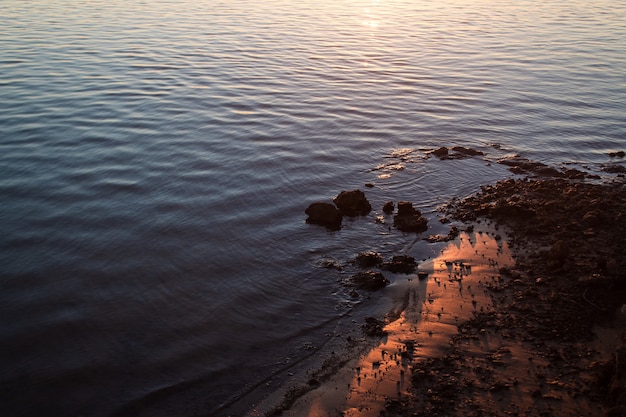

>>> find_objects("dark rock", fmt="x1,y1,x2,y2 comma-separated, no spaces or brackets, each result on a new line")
355,251,383,268
364,182,375,188
333,189,372,216
397,201,421,217
382,201,395,214
563,168,588,179
425,234,448,243
305,202,342,230
319,259,342,270
394,201,428,233
351,270,389,291
432,147,449,159
381,255,417,274
490,200,536,219
498,156,564,178
609,151,625,158
395,215,428,233
603,164,626,174
451,146,484,156
431,146,484,160
425,226,460,243
362,317,387,337
307,378,321,387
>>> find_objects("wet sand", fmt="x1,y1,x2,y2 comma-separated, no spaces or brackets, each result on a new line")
280,227,513,417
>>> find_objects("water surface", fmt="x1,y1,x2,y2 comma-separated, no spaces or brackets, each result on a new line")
1,1,625,416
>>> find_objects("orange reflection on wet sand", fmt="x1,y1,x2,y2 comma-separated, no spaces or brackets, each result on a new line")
342,228,513,416
286,226,513,417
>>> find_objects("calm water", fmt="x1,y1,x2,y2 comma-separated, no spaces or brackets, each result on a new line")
1,0,625,416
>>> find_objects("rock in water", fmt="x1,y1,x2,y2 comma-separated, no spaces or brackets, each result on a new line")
382,201,395,214
432,146,449,159
451,146,484,156
397,201,421,216
394,201,428,233
355,251,384,268
381,255,418,274
305,202,342,230
333,189,372,216
351,270,389,291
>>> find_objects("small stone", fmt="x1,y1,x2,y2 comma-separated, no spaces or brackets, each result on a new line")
383,201,395,214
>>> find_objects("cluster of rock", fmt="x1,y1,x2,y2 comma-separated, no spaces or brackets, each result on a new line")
355,251,418,274
304,189,371,230
305,190,428,234
446,177,626,277
430,146,484,160
349,252,418,293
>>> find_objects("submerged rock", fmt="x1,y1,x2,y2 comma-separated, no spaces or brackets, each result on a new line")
430,146,484,160
432,146,449,159
355,251,383,268
381,255,418,274
305,202,342,230
451,146,484,156
351,270,389,291
498,156,564,177
333,189,372,217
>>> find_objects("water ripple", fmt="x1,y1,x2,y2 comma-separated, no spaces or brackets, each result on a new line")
1,0,625,416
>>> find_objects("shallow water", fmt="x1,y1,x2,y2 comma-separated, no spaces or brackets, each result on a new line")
1,1,625,416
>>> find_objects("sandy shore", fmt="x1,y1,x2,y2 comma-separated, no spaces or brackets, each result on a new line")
258,170,626,417
279,225,514,417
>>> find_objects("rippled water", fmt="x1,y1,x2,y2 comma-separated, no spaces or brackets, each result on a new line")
1,1,625,416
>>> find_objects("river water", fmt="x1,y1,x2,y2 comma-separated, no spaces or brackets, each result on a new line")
1,1,625,416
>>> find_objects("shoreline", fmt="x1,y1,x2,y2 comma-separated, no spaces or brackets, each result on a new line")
260,170,626,416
